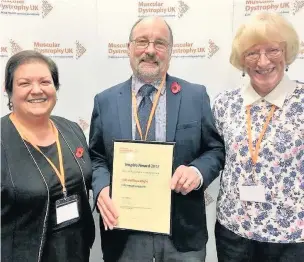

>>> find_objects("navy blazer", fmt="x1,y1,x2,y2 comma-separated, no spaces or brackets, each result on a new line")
89,75,225,261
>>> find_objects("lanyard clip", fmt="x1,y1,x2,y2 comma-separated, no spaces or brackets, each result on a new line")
63,187,67,198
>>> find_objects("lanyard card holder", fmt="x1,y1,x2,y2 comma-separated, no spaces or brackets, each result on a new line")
239,184,266,203
56,194,81,227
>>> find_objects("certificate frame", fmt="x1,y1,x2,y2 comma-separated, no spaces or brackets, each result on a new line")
110,139,175,235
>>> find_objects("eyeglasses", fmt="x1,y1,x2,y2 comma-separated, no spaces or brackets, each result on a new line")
244,48,284,63
131,38,170,52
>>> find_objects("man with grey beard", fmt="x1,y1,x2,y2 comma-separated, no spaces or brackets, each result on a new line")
89,16,224,262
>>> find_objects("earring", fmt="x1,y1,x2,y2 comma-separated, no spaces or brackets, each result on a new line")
285,65,289,72
242,70,245,77
8,101,13,111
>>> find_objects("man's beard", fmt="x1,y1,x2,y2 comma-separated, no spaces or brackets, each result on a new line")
135,55,162,82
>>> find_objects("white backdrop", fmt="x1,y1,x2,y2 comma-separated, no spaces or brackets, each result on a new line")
1,1,303,261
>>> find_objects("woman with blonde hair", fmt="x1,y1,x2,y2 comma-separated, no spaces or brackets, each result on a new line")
213,12,303,262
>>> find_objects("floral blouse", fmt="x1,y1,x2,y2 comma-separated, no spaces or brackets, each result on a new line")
213,76,304,243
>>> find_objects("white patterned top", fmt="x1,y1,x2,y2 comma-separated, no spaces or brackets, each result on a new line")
213,75,304,243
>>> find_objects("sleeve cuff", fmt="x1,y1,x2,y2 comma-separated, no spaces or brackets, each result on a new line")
189,166,203,190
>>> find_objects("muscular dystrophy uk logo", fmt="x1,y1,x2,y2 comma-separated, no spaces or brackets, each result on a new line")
138,0,189,18
171,39,220,59
0,0,53,18
244,0,303,16
32,41,86,59
6,39,86,59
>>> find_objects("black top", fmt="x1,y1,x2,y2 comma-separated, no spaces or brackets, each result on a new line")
33,138,89,262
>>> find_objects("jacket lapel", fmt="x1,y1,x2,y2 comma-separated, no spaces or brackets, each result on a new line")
117,78,133,140
52,118,77,154
114,75,181,142
51,117,85,168
166,75,181,141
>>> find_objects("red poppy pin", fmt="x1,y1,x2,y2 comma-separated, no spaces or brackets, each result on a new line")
171,81,181,94
75,147,84,158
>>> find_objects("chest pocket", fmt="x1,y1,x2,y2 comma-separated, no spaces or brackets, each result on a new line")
176,120,199,130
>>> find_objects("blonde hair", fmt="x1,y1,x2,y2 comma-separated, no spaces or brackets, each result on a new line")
230,12,300,70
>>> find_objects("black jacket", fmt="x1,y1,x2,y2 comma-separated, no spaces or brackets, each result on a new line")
1,115,95,262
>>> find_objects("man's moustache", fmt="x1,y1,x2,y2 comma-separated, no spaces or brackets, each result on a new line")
140,59,159,64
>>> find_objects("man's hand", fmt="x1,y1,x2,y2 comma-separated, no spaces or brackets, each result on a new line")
97,186,119,230
170,165,201,195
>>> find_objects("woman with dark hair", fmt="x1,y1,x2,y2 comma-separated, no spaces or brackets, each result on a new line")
1,50,95,262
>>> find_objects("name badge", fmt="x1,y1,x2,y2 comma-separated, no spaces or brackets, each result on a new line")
56,194,80,225
239,185,266,203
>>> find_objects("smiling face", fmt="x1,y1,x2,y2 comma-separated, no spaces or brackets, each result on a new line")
11,61,57,121
243,42,286,96
128,17,171,83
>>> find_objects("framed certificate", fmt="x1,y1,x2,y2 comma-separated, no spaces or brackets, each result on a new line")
111,140,175,235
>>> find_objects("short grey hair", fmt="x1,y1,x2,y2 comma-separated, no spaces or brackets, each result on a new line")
128,17,174,45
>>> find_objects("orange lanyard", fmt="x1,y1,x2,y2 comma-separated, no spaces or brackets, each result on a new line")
9,113,67,196
132,75,166,141
246,105,276,165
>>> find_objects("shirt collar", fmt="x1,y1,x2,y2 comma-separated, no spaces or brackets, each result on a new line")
132,75,166,96
242,75,297,108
